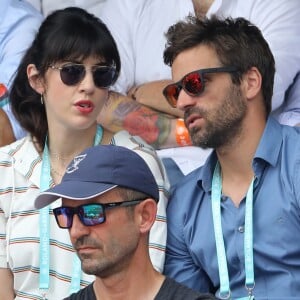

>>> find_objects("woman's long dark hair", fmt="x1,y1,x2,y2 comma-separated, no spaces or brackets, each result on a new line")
10,7,120,149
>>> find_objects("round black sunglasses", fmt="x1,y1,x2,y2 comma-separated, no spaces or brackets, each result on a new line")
50,63,118,88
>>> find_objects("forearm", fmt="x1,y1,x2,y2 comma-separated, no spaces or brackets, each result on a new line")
98,92,191,149
0,108,16,146
0,268,15,299
128,80,183,118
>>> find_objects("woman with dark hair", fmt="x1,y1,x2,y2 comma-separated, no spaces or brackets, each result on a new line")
0,7,168,299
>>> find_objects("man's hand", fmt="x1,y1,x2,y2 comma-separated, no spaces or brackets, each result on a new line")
0,108,15,146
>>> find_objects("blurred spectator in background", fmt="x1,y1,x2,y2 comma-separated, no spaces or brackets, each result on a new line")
26,0,107,16
0,0,43,146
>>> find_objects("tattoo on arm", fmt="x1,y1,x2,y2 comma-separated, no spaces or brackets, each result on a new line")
99,93,173,148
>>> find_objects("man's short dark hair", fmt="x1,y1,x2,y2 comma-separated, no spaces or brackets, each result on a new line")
164,15,275,116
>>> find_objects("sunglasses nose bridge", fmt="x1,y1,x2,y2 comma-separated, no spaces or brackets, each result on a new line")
69,211,91,236
77,66,98,90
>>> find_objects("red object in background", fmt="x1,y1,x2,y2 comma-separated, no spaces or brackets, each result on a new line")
0,83,8,99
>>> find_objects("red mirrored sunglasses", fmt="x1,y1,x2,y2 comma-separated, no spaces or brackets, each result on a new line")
163,66,238,108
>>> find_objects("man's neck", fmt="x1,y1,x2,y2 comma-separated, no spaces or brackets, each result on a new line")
93,266,164,300
215,117,266,206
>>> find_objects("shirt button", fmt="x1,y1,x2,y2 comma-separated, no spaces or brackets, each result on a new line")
221,195,227,202
238,226,244,233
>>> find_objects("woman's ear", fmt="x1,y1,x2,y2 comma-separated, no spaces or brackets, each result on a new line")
27,64,45,94
135,198,157,234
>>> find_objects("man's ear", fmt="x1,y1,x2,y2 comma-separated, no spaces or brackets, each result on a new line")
135,198,157,234
27,64,45,94
243,67,262,100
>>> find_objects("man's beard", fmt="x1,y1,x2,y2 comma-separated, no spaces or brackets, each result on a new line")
186,85,247,149
74,228,138,278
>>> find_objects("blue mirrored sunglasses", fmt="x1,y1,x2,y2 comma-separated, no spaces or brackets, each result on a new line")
53,199,147,229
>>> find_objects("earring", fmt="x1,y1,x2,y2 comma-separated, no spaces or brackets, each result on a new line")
40,94,44,105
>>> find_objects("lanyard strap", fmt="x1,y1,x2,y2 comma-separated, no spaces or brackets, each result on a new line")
39,143,51,293
39,125,103,296
211,162,255,300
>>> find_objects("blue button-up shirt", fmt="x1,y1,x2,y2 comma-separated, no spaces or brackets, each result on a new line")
164,117,300,299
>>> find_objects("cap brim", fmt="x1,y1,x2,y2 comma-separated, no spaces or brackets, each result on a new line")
35,181,117,209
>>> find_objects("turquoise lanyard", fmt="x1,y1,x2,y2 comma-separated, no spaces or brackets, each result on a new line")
211,162,255,300
39,125,103,298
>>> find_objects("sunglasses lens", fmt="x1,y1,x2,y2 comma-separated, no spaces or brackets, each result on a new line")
163,84,180,108
183,72,204,96
79,204,105,226
60,64,85,86
93,66,117,88
54,207,74,228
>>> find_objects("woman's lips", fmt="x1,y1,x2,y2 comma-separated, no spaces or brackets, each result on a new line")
74,100,94,114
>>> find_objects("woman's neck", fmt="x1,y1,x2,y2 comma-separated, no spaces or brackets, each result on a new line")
49,124,99,155
46,124,101,183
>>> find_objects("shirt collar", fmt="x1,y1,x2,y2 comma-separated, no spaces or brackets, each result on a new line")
254,116,282,167
196,116,283,192
9,136,42,187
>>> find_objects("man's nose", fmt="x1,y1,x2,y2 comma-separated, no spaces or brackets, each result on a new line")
176,89,198,111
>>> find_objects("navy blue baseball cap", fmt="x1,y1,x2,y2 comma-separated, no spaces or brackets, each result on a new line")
35,145,159,209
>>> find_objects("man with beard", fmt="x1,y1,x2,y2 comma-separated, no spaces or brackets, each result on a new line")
163,16,300,299
34,145,215,300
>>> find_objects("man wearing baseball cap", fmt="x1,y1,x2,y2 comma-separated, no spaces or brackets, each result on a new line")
35,145,214,300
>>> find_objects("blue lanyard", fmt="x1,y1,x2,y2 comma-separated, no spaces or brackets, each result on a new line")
211,162,255,300
39,125,103,297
